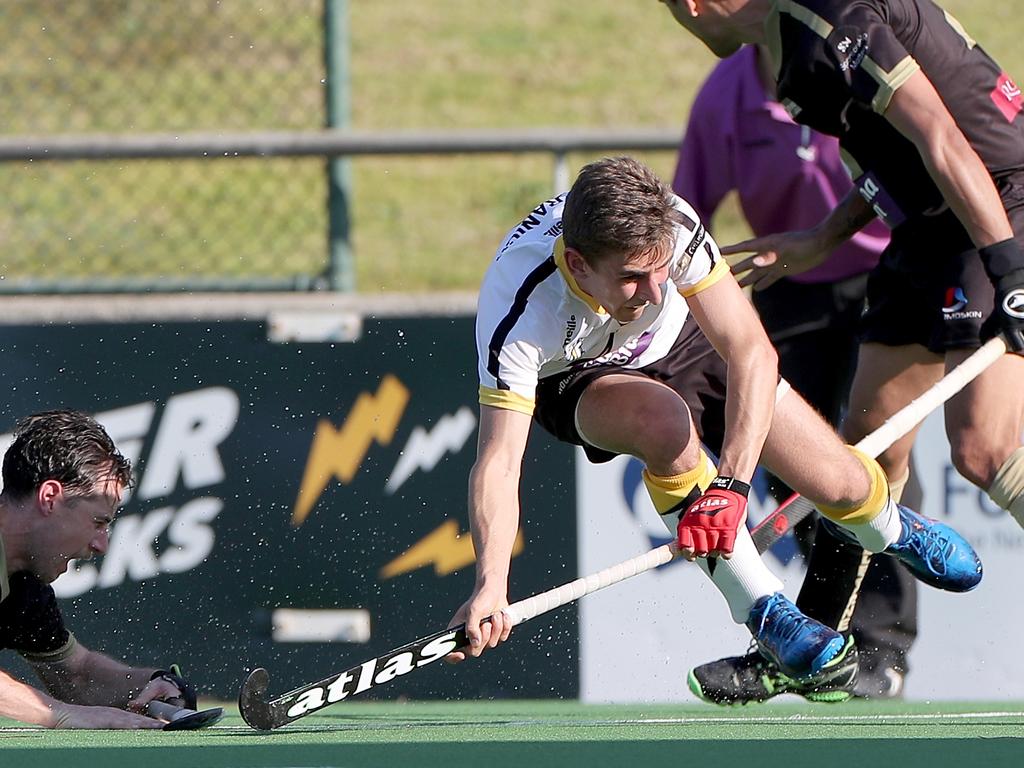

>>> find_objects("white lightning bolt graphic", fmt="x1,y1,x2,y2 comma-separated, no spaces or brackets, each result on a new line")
385,407,477,495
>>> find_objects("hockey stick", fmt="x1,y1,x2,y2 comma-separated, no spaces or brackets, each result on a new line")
239,335,1007,730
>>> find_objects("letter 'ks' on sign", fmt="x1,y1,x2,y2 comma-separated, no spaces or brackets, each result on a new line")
238,337,1008,730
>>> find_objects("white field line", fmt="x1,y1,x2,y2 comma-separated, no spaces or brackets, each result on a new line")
521,711,1024,726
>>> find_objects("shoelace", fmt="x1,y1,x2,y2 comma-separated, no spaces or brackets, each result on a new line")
753,594,816,644
899,517,951,574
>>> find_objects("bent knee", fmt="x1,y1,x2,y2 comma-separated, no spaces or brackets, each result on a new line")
949,430,1016,488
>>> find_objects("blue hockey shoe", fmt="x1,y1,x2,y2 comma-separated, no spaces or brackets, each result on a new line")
745,593,846,680
886,505,982,592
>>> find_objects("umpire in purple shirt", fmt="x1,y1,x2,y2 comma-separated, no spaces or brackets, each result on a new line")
674,44,915,701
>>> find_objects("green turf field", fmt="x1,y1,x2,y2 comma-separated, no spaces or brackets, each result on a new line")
2,699,1021,768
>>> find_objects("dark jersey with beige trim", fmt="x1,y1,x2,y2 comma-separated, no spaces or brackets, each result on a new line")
766,0,1024,229
1,534,76,662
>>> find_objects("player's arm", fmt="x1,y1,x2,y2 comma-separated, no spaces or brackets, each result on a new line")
684,271,778,483
0,665,161,729
723,189,877,290
30,642,187,712
447,404,532,661
884,69,1024,349
884,69,1011,247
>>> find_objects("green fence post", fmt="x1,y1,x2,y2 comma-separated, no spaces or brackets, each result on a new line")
324,0,353,291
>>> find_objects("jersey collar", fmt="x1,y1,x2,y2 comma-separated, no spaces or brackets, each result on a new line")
554,238,606,315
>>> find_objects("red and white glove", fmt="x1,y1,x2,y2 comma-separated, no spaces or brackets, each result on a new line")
677,476,750,559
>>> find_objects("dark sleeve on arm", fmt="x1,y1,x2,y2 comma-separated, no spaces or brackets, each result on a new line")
827,6,920,114
0,572,77,663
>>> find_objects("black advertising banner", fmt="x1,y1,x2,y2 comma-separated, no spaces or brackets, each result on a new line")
0,317,577,700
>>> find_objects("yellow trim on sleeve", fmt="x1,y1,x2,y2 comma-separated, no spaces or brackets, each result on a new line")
777,0,834,39
943,10,976,49
678,259,730,298
479,385,535,415
19,632,78,664
866,55,921,114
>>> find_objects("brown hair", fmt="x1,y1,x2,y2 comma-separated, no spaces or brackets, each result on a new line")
2,409,133,500
562,156,684,265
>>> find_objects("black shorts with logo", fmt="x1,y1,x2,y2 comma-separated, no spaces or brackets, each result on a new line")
861,172,1024,353
533,316,728,463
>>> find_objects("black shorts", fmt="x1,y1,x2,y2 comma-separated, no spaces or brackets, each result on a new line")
533,316,729,463
861,171,1024,353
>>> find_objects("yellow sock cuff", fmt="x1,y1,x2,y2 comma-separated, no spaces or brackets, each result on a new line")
988,447,1024,527
818,446,889,525
643,451,717,515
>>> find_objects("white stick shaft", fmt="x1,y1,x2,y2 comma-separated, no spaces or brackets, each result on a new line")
855,336,1007,457
504,544,675,625
503,335,1008,629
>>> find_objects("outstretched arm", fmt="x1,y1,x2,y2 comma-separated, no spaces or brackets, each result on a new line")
723,189,877,290
685,272,778,483
30,642,184,712
0,665,161,729
447,405,532,661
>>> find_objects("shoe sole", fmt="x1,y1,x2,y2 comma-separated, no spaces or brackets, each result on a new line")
686,667,783,706
688,638,858,706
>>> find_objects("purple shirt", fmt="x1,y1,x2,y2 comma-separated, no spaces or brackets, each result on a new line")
672,45,889,284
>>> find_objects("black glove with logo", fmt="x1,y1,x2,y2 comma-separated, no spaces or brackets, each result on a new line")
150,664,198,710
979,238,1024,353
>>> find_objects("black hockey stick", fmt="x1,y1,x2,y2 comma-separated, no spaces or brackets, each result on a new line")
238,337,1007,730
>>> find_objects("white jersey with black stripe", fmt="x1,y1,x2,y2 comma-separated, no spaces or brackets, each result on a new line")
476,192,729,415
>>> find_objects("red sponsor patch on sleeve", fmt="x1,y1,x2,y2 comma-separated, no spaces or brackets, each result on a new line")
990,72,1023,122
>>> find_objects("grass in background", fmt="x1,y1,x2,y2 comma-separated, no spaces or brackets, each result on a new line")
2,1,1021,291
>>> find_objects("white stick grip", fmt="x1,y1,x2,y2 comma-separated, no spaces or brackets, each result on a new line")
504,544,676,626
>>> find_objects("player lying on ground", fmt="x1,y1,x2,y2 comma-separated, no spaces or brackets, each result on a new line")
447,156,981,690
0,410,198,728
658,0,1024,704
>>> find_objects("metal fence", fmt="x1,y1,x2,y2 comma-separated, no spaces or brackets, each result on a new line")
0,2,681,294
1,0,330,292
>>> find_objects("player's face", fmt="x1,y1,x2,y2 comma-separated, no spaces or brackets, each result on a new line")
33,475,122,583
579,246,673,323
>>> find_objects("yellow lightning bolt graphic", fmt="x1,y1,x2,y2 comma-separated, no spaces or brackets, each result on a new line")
379,520,526,578
291,374,409,526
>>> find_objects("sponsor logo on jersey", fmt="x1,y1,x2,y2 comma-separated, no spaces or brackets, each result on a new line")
838,32,869,72
685,224,706,257
991,72,1024,123
499,194,567,255
581,331,653,368
855,172,906,229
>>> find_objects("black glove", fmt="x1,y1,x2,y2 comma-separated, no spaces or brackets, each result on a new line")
978,238,1024,353
151,664,197,710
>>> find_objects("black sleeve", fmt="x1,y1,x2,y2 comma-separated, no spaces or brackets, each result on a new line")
0,571,75,660
826,3,920,114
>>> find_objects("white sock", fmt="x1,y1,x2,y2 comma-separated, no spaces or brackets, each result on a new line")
695,527,785,624
838,497,902,553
